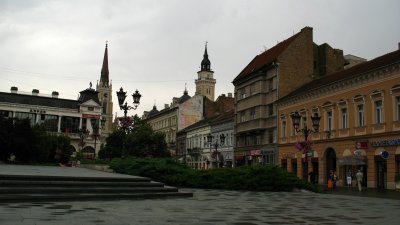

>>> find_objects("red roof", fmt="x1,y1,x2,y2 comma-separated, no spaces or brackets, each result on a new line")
232,31,300,84
280,49,400,101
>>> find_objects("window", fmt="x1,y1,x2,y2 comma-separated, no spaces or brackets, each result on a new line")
256,135,261,145
341,108,348,129
396,96,400,121
250,107,256,119
326,111,333,131
240,89,246,99
268,79,273,91
60,116,80,133
357,104,365,127
102,102,107,114
264,151,275,165
375,100,383,124
14,112,36,126
282,121,287,138
250,83,256,95
88,107,94,111
245,136,250,146
40,114,58,132
240,111,246,122
268,104,274,117
268,130,274,143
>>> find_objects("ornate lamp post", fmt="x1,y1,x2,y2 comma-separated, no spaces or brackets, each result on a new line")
78,128,89,148
207,133,226,168
90,119,100,160
290,111,321,159
116,87,141,157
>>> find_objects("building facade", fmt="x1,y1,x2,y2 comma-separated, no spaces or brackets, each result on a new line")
277,49,400,190
0,44,114,158
144,44,221,155
232,26,345,166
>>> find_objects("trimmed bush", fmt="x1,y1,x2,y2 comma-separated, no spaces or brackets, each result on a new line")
109,157,318,192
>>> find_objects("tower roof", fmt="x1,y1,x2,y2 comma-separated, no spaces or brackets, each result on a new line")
100,42,109,85
201,42,211,71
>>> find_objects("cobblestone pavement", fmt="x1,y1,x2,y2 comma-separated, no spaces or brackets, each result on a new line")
0,188,399,225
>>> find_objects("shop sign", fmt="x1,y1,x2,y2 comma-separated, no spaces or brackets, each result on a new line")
30,109,46,114
249,149,261,156
371,138,400,147
82,114,101,119
283,153,295,159
355,141,368,149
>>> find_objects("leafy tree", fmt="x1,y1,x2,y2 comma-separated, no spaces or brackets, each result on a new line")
100,115,169,159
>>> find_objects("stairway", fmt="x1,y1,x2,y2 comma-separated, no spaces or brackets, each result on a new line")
0,174,193,202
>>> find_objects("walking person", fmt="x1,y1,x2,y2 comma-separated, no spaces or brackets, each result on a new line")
333,171,338,190
356,169,363,192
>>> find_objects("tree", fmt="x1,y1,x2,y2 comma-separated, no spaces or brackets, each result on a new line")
101,116,169,159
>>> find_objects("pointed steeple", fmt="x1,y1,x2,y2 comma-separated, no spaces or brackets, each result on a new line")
201,41,211,71
100,41,109,86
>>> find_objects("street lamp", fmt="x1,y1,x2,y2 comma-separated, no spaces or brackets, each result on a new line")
90,119,100,160
207,133,226,168
116,87,141,157
291,111,321,140
78,128,89,148
290,111,321,158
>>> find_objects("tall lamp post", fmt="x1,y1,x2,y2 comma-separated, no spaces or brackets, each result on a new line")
78,128,89,148
90,119,100,160
116,87,141,157
207,133,226,168
290,111,321,159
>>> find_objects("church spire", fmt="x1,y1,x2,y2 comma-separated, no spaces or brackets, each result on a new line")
100,41,109,86
201,41,211,71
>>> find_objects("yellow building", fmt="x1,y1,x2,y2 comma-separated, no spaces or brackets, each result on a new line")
277,49,400,190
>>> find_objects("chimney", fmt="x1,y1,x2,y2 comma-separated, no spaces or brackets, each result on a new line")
32,89,39,96
52,91,59,98
164,104,169,109
228,93,233,98
10,86,18,94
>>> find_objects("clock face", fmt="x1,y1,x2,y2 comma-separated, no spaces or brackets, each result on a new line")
104,93,108,98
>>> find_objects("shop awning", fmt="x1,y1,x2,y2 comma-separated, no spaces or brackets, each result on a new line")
338,155,366,166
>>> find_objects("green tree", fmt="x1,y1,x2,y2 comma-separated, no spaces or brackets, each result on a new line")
101,116,169,159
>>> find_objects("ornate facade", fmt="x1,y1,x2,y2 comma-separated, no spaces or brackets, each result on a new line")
277,49,400,190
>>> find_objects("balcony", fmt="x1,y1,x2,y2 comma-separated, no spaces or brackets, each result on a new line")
236,117,276,133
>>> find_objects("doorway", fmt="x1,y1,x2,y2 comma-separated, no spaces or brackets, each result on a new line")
375,156,387,189
325,148,337,181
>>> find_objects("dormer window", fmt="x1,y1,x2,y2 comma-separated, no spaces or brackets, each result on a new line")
88,107,94,111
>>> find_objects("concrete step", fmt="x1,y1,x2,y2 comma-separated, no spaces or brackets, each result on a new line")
0,192,194,203
0,169,193,202
0,174,151,182
0,180,164,187
0,186,179,194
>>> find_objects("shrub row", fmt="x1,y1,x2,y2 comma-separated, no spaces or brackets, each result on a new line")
109,157,318,192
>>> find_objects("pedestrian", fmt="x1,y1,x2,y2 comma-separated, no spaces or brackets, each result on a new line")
333,171,337,190
327,170,334,192
356,169,363,192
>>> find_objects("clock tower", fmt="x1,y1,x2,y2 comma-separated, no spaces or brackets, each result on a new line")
96,43,113,135
195,42,216,101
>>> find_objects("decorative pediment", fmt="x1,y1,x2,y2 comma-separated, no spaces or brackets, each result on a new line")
80,99,101,107
369,90,384,100
390,84,400,95
353,94,365,104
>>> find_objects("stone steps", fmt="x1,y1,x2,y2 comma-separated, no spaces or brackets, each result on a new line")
0,174,192,202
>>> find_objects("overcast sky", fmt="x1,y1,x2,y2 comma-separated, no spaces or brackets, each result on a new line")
0,0,399,117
